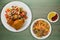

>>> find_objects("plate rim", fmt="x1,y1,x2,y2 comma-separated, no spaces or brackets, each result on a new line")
1,1,32,32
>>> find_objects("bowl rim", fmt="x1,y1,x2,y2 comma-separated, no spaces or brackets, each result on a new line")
47,11,59,23
30,18,51,39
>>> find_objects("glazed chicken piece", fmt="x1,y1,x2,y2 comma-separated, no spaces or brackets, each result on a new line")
5,6,28,30
7,19,14,26
12,19,25,30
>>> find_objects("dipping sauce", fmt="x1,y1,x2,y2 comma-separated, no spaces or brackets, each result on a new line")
52,14,58,21
48,11,59,22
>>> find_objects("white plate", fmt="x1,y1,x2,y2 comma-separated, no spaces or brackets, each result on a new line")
1,1,32,32
31,18,51,39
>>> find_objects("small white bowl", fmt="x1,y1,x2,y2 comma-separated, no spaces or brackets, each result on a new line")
1,1,32,32
30,18,51,39
47,11,59,23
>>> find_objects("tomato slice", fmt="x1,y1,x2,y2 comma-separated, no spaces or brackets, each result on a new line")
5,8,10,13
23,15,27,19
5,14,9,18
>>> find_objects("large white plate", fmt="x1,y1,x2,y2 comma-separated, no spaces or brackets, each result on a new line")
1,1,32,32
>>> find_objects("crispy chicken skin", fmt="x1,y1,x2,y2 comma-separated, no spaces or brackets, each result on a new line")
12,19,25,30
